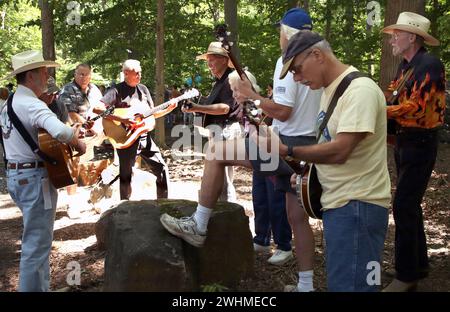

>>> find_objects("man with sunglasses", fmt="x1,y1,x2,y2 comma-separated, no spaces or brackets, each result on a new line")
277,31,391,291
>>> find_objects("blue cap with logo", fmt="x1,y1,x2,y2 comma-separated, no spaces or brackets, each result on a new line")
275,8,313,31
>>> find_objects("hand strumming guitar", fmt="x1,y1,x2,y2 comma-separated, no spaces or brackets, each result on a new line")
69,123,87,155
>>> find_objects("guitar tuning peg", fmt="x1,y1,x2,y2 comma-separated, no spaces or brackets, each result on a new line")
225,44,230,50
226,31,231,36
229,42,234,47
219,36,224,41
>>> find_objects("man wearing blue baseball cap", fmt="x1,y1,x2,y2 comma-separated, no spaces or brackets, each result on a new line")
225,7,322,292
274,7,313,30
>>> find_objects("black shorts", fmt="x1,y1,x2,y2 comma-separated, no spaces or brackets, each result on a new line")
245,134,316,194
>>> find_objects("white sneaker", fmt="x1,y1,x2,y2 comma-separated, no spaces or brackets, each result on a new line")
253,243,271,253
267,249,293,265
160,214,206,247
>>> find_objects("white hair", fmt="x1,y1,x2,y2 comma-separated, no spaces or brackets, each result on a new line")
281,24,300,41
122,59,142,72
228,69,261,93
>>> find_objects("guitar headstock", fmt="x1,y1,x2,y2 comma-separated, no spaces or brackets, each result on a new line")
214,24,232,53
182,88,200,100
214,24,245,77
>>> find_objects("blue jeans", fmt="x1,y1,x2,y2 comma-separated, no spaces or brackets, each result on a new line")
252,171,291,251
322,200,388,292
6,166,58,292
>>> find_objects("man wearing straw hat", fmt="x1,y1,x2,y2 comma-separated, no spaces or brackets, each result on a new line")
0,50,86,291
182,41,240,203
381,12,446,292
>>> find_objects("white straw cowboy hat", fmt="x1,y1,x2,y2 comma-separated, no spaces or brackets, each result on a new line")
196,42,235,68
382,12,440,46
4,50,60,80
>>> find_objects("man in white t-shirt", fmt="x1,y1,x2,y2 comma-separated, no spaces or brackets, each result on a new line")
276,31,391,291
231,8,322,292
0,50,86,291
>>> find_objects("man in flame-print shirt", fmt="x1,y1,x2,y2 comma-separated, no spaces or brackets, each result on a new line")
382,12,446,292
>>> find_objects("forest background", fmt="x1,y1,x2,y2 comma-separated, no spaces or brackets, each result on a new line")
0,0,448,142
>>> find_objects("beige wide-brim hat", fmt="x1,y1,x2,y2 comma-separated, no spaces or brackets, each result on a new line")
196,42,235,68
3,50,60,80
382,12,440,46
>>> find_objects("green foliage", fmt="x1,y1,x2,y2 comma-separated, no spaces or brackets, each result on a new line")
201,283,229,292
0,0,449,92
0,0,41,83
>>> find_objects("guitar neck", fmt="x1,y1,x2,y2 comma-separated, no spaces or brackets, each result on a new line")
144,101,174,119
81,107,113,128
142,92,196,119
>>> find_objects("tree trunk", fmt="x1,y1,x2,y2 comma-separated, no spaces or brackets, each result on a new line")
299,0,309,12
287,0,299,9
428,0,440,56
379,0,425,90
345,0,354,62
224,0,240,63
155,0,166,147
324,0,332,41
39,0,56,78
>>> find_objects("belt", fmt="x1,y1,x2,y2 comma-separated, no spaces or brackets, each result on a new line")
396,126,440,134
7,161,45,170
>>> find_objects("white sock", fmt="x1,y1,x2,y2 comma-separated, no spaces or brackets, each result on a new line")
193,204,212,233
297,270,314,292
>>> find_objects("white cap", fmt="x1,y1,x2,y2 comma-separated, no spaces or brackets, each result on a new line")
122,59,142,72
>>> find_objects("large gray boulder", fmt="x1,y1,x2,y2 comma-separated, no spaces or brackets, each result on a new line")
96,199,254,291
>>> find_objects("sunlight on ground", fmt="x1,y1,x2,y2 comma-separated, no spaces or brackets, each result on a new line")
53,235,97,254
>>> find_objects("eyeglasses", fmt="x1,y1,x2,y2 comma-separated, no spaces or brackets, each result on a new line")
289,50,313,75
390,31,409,41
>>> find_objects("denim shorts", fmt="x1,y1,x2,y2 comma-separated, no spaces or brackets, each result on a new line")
322,200,388,292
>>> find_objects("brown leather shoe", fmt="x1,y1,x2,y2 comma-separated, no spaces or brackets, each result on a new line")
382,278,418,292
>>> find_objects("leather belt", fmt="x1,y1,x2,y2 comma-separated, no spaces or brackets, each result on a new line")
7,161,45,170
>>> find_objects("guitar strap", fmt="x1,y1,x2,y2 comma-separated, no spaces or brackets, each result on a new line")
316,71,368,143
6,93,57,165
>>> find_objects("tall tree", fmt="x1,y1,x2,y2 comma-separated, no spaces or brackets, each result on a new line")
287,0,299,9
155,0,166,146
39,0,56,78
324,0,333,40
224,0,239,63
379,0,425,90
299,0,309,12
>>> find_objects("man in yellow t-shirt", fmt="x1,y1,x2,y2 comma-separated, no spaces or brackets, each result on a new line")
277,31,391,291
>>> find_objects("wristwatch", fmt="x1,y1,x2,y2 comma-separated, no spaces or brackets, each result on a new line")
287,145,294,158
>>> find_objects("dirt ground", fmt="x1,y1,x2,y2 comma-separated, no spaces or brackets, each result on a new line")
0,142,449,292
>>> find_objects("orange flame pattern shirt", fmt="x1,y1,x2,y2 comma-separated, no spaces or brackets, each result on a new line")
387,47,446,129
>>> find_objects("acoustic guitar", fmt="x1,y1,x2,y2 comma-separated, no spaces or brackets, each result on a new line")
102,89,199,149
38,106,114,189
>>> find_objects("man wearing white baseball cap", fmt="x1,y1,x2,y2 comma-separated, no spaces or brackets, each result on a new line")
381,12,446,292
0,50,86,291
231,8,322,291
